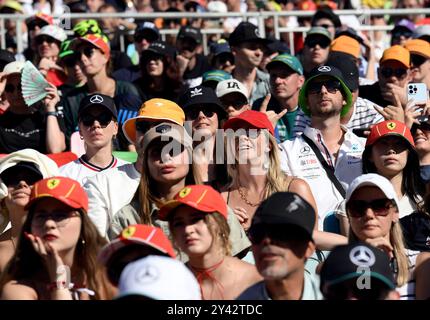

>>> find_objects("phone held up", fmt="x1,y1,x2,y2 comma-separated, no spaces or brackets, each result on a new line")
407,83,429,123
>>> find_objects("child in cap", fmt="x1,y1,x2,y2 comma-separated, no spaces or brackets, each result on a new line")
0,149,58,273
59,93,128,185
0,176,111,300
221,110,318,231
345,173,418,300
158,184,261,300
98,224,176,287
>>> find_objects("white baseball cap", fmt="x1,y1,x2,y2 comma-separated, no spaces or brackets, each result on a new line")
216,79,248,102
116,255,201,300
36,25,67,43
2,61,25,75
346,173,400,210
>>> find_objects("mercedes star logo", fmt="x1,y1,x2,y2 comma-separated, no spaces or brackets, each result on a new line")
300,146,310,154
90,95,103,104
349,246,375,267
318,66,331,72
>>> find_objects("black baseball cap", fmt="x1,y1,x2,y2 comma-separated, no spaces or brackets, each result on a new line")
250,192,315,240
335,26,364,44
179,85,226,118
177,26,202,44
0,49,15,65
78,93,118,119
228,22,270,47
1,161,43,186
134,22,160,42
320,242,396,294
140,41,176,61
327,52,359,91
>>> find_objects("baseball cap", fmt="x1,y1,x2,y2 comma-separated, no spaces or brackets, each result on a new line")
78,93,118,119
327,52,359,91
266,53,303,75
0,49,15,65
306,26,334,42
299,65,353,117
177,26,202,44
250,192,316,240
346,173,400,212
202,70,232,85
228,22,269,47
179,85,226,117
404,39,430,59
393,19,415,34
35,25,67,43
265,38,290,55
26,12,53,27
207,0,227,12
413,25,430,41
141,122,193,154
116,256,201,300
140,41,176,61
122,98,185,144
216,79,248,101
366,120,414,149
335,26,364,44
158,185,227,221
210,40,231,56
73,19,103,37
2,61,25,75
320,242,396,294
223,110,274,136
98,224,176,265
58,40,75,61
135,22,160,42
330,35,361,59
0,161,43,186
25,176,88,212
0,0,23,13
311,7,342,28
380,45,410,68
72,34,110,59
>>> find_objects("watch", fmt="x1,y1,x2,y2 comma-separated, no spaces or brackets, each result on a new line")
45,111,58,117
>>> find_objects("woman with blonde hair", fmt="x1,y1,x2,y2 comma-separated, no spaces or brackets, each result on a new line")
345,173,418,300
0,176,111,300
159,184,261,300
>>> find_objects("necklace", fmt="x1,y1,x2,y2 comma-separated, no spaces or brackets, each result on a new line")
238,187,261,207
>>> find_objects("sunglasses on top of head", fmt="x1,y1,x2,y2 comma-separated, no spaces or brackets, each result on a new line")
80,112,113,128
307,79,341,94
346,198,396,218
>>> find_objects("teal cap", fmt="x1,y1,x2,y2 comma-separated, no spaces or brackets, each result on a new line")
266,53,304,75
202,70,232,84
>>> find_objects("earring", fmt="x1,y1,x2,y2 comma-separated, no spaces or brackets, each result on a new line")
80,136,84,140
81,239,86,245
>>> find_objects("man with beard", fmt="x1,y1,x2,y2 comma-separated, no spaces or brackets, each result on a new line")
228,22,270,106
279,66,365,229
238,192,322,300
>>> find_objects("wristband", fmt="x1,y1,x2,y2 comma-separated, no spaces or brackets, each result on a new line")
46,111,58,117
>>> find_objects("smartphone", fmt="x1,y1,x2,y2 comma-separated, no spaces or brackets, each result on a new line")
352,128,370,138
407,83,428,105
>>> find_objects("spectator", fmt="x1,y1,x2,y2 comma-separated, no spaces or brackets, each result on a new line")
228,22,270,106
201,70,232,90
86,0,105,12
0,149,58,273
0,177,111,300
24,13,53,63
116,255,201,300
238,192,322,300
404,39,430,90
176,26,210,89
300,27,332,76
320,242,399,300
59,94,128,185
391,19,415,46
216,79,251,118
0,49,16,114
158,184,261,299
209,40,235,74
413,25,430,43
311,6,342,38
0,61,66,154
279,65,365,228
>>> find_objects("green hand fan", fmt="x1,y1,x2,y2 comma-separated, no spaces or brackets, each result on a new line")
21,61,50,107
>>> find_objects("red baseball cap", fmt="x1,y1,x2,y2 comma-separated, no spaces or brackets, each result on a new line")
223,110,275,136
97,224,176,265
25,176,88,212
366,120,415,148
158,185,227,221
73,34,110,58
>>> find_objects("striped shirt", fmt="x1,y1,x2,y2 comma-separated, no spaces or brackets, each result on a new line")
396,249,419,300
292,97,384,138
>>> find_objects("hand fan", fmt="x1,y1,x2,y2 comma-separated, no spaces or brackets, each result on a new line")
20,61,50,107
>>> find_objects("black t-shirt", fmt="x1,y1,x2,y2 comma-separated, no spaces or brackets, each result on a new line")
0,109,65,154
400,210,430,252
359,82,391,107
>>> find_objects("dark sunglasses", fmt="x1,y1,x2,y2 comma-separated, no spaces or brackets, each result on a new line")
35,35,56,46
220,98,247,110
392,30,413,39
80,113,113,127
308,79,341,94
5,83,21,93
380,67,407,78
249,225,309,245
135,120,153,134
346,198,396,218
62,54,79,68
305,38,331,49
76,47,96,59
185,106,216,119
315,23,334,29
411,54,428,67
411,122,430,135
1,171,41,187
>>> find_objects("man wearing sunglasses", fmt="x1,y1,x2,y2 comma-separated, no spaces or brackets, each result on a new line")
280,65,365,228
405,39,430,90
238,192,322,300
360,45,411,108
301,27,333,77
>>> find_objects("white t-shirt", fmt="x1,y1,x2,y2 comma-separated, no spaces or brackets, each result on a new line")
59,156,128,186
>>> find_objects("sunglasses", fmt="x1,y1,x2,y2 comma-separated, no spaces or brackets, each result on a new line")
411,121,430,135
249,225,309,245
308,79,341,94
185,106,217,119
135,120,154,134
220,98,248,110
35,35,57,46
62,54,79,68
80,113,113,127
76,47,96,59
5,83,22,94
305,38,331,49
411,54,428,68
392,30,413,39
1,171,41,187
380,67,407,78
32,211,80,228
346,198,396,218
315,23,335,29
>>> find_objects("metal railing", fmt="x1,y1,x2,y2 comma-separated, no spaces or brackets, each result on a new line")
0,8,429,55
